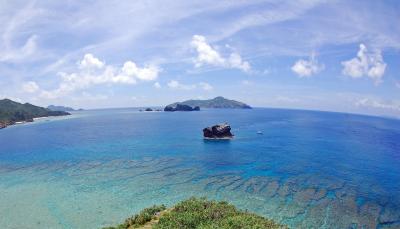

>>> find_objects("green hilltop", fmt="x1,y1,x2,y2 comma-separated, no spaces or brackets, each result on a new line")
0,99,70,128
103,197,286,229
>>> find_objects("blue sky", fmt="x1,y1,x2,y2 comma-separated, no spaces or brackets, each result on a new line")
0,0,399,117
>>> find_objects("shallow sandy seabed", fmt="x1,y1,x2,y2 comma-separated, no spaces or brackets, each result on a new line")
0,157,399,229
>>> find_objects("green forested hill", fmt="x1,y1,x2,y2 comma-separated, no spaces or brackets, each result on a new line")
0,99,70,127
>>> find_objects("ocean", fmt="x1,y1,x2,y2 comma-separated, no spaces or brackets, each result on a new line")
0,108,399,228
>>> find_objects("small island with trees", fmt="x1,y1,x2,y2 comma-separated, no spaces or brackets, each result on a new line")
166,96,252,110
164,96,252,112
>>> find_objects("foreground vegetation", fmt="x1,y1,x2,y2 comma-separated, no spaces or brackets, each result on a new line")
103,197,286,229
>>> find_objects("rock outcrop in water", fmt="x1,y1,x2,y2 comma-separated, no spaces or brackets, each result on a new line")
164,104,200,112
203,123,234,139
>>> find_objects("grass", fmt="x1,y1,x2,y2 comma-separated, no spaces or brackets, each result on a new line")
103,197,286,229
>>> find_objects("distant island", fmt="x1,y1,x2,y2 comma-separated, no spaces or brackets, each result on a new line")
0,99,70,129
47,105,80,112
166,96,252,109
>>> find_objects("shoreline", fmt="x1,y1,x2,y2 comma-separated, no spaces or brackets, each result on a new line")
0,119,33,129
0,115,70,129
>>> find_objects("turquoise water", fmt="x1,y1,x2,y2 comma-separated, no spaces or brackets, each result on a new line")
0,108,399,228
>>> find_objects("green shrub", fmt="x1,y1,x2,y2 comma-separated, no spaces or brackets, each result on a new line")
154,197,285,229
103,197,286,229
104,204,166,229
125,205,166,227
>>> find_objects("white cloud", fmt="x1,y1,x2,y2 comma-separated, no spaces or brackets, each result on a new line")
191,35,251,72
79,53,104,69
228,52,251,72
356,98,400,112
154,82,161,88
22,81,39,93
198,82,213,91
167,80,179,88
213,1,323,43
167,80,196,90
112,64,137,84
39,53,160,99
0,2,42,63
0,35,38,62
167,80,213,91
291,53,324,77
342,44,387,84
191,35,225,67
121,61,159,81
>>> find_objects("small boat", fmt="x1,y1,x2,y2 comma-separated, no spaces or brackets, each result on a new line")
257,131,263,135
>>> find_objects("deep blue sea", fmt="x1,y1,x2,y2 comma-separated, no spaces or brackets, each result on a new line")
0,108,399,228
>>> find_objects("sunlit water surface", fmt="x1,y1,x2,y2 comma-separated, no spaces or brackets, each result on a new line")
0,108,399,228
